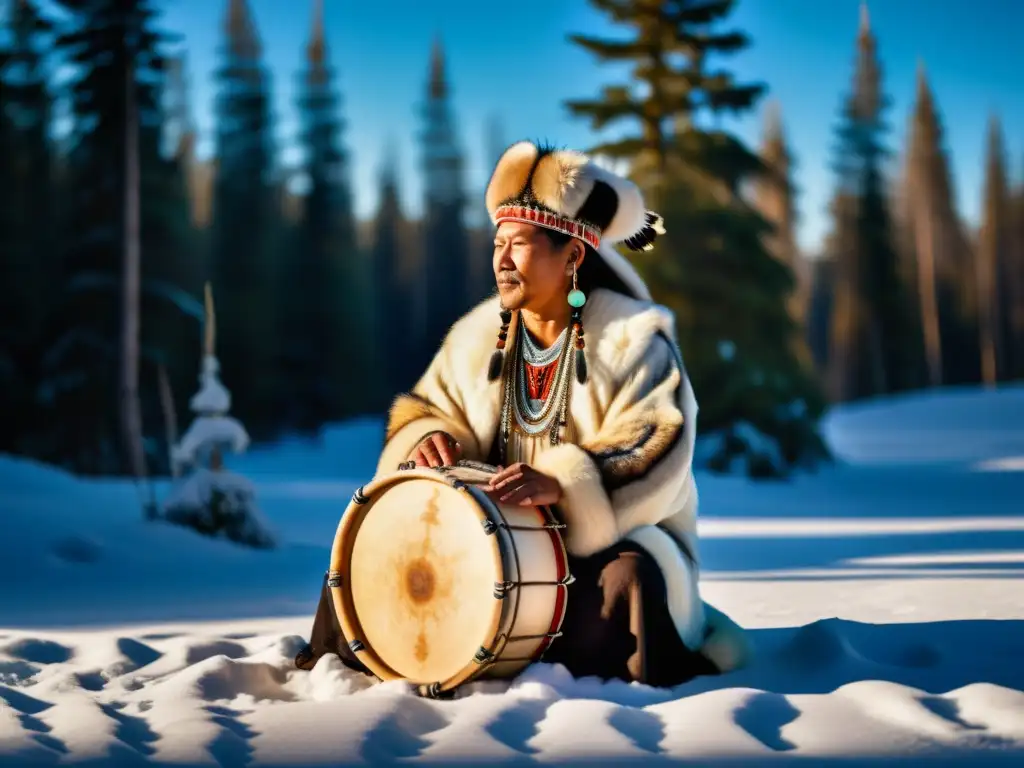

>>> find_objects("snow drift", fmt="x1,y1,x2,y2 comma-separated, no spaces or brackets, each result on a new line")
1,385,1023,764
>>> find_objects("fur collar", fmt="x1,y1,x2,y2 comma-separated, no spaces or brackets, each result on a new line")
448,288,677,397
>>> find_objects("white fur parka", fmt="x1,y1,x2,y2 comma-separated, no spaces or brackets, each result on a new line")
376,288,750,671
378,288,699,556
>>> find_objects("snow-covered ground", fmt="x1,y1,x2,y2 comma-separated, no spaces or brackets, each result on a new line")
1,385,1023,766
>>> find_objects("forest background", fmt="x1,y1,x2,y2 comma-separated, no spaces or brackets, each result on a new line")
1,0,1022,484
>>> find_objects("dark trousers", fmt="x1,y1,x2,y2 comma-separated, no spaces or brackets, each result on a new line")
294,573,368,674
543,541,716,687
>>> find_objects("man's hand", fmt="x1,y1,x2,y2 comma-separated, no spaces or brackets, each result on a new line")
408,432,462,468
485,463,563,506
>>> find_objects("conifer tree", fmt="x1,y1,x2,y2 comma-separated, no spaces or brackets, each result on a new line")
568,0,765,205
210,0,281,437
1003,156,1019,378
754,101,811,336
162,284,274,549
0,54,10,331
282,0,363,430
418,39,471,361
568,0,827,475
371,143,415,401
0,36,18,434
0,0,56,455
166,55,213,234
827,4,919,401
900,64,978,386
45,0,198,475
139,53,204,475
806,252,836,373
976,116,1014,385
464,114,505,306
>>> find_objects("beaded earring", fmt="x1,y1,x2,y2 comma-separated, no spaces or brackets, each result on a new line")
487,307,513,381
568,262,588,384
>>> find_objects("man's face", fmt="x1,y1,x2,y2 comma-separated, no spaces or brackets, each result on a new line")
492,221,575,312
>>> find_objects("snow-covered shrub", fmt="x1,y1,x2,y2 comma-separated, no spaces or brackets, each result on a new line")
161,468,275,549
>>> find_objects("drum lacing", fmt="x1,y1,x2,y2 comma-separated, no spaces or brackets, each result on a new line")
435,460,495,475
417,682,455,700
493,573,575,600
396,460,496,475
479,629,566,665
482,517,566,535
488,488,573,668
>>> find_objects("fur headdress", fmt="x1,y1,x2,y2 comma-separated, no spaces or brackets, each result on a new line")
485,141,665,302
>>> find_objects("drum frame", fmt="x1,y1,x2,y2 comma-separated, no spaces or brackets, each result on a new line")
328,462,573,697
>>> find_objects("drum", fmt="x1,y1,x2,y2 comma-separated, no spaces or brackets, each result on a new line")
328,461,572,696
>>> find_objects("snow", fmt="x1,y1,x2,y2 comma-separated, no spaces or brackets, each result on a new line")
161,349,270,548
823,384,1024,467
173,354,249,469
172,417,250,468
189,356,233,416
162,468,259,513
2,386,1024,765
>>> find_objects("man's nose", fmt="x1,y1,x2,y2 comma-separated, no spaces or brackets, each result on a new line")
496,244,514,270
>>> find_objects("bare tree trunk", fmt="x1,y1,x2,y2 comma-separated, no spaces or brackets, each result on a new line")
977,241,999,388
914,192,943,387
1013,200,1024,378
157,362,179,478
120,56,148,486
868,314,887,395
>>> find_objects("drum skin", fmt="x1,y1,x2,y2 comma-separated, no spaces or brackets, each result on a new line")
329,464,570,692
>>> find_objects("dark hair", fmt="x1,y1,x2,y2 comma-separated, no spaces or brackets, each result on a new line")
540,228,636,299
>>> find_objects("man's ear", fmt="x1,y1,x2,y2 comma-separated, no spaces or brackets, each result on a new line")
564,241,586,274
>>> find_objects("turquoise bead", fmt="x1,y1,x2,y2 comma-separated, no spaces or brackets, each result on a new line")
567,289,587,308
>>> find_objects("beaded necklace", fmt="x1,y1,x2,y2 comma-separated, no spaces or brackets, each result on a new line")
498,316,578,457
519,326,566,411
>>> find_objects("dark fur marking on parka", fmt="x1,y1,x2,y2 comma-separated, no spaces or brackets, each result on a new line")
587,331,686,492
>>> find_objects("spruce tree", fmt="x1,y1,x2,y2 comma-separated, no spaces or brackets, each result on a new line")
0,0,56,456
999,153,1024,378
418,39,471,363
754,102,812,346
148,53,205,442
210,0,281,437
901,64,978,386
282,0,363,430
568,0,827,476
827,4,919,401
46,0,198,475
976,116,1014,385
0,20,20,444
371,143,416,402
806,252,836,374
466,113,506,304
568,0,765,205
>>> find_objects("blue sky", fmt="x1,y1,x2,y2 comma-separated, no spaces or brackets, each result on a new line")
118,0,1024,252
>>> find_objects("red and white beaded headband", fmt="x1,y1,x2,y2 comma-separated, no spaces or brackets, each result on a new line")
494,204,602,249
